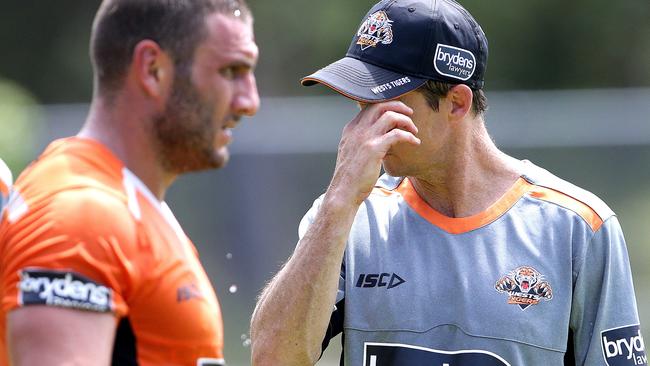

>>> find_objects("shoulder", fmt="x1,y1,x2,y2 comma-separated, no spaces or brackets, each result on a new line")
297,175,404,238
7,137,130,225
1,179,138,313
522,161,615,231
4,147,137,251
2,186,138,260
15,138,124,197
51,187,136,239
298,194,325,238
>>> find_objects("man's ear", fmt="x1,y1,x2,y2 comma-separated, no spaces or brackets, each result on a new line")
447,84,473,121
130,40,174,100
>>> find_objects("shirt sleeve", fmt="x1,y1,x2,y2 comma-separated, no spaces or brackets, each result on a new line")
297,196,347,354
569,216,647,365
0,188,141,317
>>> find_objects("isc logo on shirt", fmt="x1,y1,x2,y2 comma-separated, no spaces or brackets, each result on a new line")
18,268,113,312
355,273,405,289
601,325,647,366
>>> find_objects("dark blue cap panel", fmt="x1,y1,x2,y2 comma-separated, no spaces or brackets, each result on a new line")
347,2,433,78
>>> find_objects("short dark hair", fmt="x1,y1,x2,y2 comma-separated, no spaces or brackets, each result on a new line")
90,0,251,95
417,80,488,116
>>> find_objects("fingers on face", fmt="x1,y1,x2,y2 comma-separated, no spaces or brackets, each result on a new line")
346,100,420,149
351,101,416,133
374,100,413,116
375,110,418,136
366,100,413,124
381,128,421,148
350,100,412,126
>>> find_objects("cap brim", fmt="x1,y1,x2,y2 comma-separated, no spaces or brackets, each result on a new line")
301,57,426,103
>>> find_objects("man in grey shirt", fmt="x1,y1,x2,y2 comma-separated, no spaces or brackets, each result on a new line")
251,0,646,365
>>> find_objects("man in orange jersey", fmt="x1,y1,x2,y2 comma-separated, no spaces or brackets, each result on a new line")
0,1,259,365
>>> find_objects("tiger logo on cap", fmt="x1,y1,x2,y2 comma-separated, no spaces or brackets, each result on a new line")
356,11,394,50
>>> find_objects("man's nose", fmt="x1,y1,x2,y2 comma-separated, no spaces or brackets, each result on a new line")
233,73,260,117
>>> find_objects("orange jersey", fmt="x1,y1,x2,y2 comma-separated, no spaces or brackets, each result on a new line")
0,138,224,365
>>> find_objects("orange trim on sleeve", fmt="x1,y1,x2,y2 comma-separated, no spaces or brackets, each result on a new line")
396,177,533,234
528,186,604,231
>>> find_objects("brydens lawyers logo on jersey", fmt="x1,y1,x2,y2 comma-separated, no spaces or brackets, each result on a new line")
601,325,647,366
18,268,113,312
495,266,553,310
434,43,476,81
356,11,394,50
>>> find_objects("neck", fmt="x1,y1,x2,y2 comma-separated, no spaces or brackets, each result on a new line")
78,95,175,201
409,119,523,218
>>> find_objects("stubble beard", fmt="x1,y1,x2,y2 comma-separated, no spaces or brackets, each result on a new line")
152,74,226,175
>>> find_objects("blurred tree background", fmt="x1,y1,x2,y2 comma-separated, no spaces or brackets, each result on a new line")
1,1,649,365
0,0,648,104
